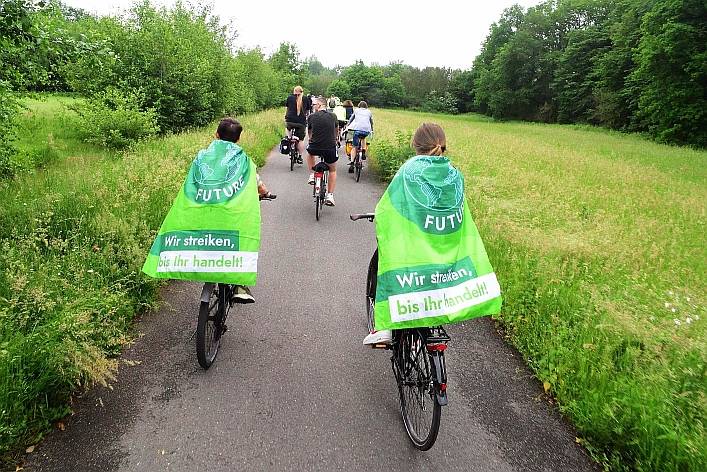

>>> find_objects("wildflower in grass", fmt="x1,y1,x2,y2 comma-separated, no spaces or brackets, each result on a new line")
671,307,677,313
674,319,681,326
685,317,692,324
665,302,670,308
695,315,700,320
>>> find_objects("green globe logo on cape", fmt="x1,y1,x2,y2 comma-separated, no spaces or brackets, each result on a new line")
184,140,251,204
389,156,464,234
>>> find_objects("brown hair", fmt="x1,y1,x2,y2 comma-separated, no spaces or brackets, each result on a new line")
343,99,353,107
357,101,368,108
294,85,303,115
217,117,243,143
411,123,446,156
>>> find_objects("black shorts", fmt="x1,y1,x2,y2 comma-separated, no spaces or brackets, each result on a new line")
285,122,306,140
307,147,339,164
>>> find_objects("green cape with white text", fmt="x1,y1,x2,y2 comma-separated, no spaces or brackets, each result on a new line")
374,155,502,330
142,140,261,285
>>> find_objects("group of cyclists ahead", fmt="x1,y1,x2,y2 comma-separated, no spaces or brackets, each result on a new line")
285,85,373,207
142,84,502,449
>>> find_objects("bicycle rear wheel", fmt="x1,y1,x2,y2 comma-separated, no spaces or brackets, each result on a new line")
290,149,295,171
395,329,441,450
196,283,225,369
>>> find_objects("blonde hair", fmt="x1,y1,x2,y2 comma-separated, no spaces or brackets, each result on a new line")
412,123,446,156
294,85,303,115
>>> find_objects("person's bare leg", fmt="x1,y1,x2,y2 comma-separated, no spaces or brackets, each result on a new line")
306,151,315,172
328,163,337,193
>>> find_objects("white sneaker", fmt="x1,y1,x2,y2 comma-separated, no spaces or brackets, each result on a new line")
363,330,392,345
324,193,335,206
308,173,315,185
231,285,255,304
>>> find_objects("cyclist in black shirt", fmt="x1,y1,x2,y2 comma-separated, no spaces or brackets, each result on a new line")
284,86,308,157
306,96,339,206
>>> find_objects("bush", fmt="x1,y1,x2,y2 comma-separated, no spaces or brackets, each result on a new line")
0,82,19,177
422,90,459,115
369,130,414,181
72,89,158,150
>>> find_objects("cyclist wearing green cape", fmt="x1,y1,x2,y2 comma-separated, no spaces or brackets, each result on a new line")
142,118,273,303
363,123,502,345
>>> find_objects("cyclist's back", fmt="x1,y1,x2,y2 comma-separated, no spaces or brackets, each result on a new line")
347,104,372,133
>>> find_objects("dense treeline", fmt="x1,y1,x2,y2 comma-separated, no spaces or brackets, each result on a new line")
470,0,706,147
265,42,464,114
297,0,705,148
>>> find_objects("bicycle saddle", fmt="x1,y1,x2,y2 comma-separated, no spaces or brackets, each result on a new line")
313,162,330,172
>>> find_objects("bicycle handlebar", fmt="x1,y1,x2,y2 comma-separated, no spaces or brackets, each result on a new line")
259,193,277,201
350,213,375,221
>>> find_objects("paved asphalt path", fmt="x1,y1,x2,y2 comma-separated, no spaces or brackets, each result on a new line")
25,144,598,472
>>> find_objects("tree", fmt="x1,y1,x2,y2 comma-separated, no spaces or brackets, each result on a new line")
591,0,655,130
341,61,384,102
473,4,526,113
268,41,306,89
326,78,351,99
632,0,706,146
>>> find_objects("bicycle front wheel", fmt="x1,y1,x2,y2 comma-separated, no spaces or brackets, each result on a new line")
196,283,225,369
396,329,441,450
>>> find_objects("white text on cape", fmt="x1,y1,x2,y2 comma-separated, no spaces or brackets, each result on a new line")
194,175,245,203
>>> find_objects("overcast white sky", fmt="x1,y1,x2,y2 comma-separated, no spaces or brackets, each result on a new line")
63,0,543,69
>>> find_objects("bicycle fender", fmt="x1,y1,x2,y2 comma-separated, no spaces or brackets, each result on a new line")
200,283,216,303
430,352,449,406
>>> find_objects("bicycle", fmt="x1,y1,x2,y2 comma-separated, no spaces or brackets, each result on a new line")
312,156,329,221
286,128,302,172
195,192,276,369
345,129,368,183
350,212,450,450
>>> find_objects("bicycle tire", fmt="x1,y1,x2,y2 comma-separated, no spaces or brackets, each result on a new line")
396,329,441,450
290,150,295,171
196,283,225,369
355,157,362,182
366,250,378,332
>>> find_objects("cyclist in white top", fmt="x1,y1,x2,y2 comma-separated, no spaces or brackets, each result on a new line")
345,101,373,168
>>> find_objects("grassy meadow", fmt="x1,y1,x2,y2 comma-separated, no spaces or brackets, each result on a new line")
370,109,706,471
0,96,282,462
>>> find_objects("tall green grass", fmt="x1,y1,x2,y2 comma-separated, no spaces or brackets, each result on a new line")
369,110,706,472
0,97,282,462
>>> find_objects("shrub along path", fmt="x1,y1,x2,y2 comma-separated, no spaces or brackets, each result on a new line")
25,145,596,472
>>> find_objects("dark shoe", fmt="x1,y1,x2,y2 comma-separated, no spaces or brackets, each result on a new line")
231,285,255,304
348,165,354,174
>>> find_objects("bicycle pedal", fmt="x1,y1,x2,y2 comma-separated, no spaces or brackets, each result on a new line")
221,325,228,333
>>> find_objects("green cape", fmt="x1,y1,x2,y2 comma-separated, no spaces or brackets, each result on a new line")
142,140,261,285
374,155,502,329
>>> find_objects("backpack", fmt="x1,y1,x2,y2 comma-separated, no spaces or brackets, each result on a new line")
279,137,291,155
